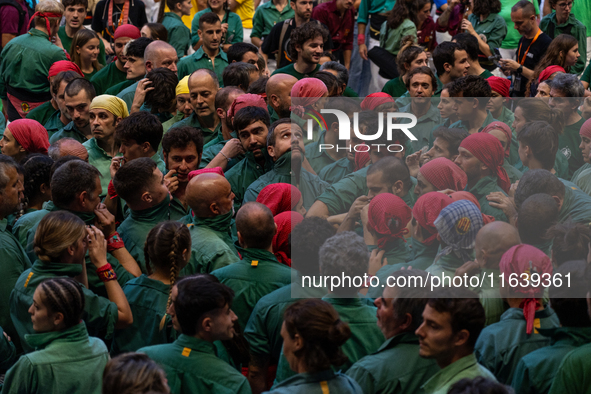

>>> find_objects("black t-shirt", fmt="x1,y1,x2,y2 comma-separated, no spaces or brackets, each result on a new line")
512,31,553,97
261,19,333,69
91,0,148,42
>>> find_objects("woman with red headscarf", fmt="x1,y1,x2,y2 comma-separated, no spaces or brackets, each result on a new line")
272,211,304,266
0,119,50,162
256,183,305,217
482,121,523,183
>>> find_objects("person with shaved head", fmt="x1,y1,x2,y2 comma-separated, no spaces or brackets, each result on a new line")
266,73,298,122
212,202,291,329
183,172,239,275
48,138,89,162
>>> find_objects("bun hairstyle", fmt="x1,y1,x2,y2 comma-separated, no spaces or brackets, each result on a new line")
34,211,86,262
516,100,565,134
143,221,191,330
283,299,351,373
397,36,424,76
38,277,85,329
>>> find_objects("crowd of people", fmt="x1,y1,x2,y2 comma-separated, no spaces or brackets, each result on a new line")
2,0,591,392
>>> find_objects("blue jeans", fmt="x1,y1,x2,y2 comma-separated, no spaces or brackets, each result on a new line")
347,23,372,97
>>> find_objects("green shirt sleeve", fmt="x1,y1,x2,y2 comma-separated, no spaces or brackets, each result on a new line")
227,13,244,44
511,358,534,394
1,356,35,394
486,15,508,54
250,6,266,38
346,364,378,394
357,0,370,25
82,286,119,340
168,25,191,58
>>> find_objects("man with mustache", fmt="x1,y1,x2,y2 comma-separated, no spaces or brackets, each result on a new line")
169,68,221,145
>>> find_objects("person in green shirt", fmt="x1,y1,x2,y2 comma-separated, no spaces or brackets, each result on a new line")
103,36,152,98
182,172,239,275
112,221,191,355
212,202,292,329
448,75,497,135
83,95,128,199
0,156,31,352
25,102,56,130
193,0,244,51
347,270,439,394
416,288,496,394
462,0,507,71
139,276,252,394
453,32,495,79
549,342,591,394
267,299,364,394
251,0,293,47
378,2,416,57
169,69,221,145
3,277,109,394
432,41,471,90
178,13,229,85
58,0,106,67
540,1,587,75
475,244,560,385
0,1,68,122
69,29,104,81
272,22,326,79
10,211,134,354
44,71,83,139
382,43,428,98
548,73,586,177
158,0,192,58
50,78,96,144
245,217,334,393
90,24,141,95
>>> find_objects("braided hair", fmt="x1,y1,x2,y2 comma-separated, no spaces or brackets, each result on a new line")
38,277,85,329
143,221,191,331
21,154,53,211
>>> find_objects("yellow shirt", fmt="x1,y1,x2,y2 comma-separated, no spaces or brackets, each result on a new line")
233,0,254,29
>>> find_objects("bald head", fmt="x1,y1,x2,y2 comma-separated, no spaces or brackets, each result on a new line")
475,222,521,268
236,202,276,249
144,41,178,72
266,74,298,118
48,138,89,162
186,173,233,218
189,69,220,89
266,74,298,96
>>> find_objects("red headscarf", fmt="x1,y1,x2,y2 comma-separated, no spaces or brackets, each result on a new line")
48,60,84,79
272,211,304,266
412,192,453,245
580,118,591,140
360,92,395,111
290,78,327,117
354,149,371,171
460,133,511,193
539,65,565,83
227,93,268,119
499,244,553,334
256,183,302,216
187,167,225,181
449,191,495,224
367,193,412,249
486,76,510,98
420,157,467,191
113,24,141,40
482,121,513,158
6,119,50,154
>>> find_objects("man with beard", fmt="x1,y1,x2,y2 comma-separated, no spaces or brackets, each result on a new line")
225,106,273,211
243,119,328,209
266,74,298,123
162,126,204,219
170,69,221,145
91,25,141,95
49,78,96,144
44,70,83,138
272,22,328,80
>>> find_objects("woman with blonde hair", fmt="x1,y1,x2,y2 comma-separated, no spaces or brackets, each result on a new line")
102,352,170,394
9,211,132,353
70,28,103,80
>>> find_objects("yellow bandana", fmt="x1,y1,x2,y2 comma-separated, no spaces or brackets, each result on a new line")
89,95,129,118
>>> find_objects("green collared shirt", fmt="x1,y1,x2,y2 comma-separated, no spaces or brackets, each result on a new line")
379,19,417,56
572,163,591,196
1,322,108,394
346,332,439,394
162,111,185,135
450,110,497,134
212,247,292,329
139,334,251,394
503,161,522,183
25,100,56,126
10,259,119,353
399,103,442,152
12,200,55,249
43,110,68,139
177,47,229,86
83,138,122,198
475,307,560,384
466,176,508,222
0,29,68,99
226,151,274,210
168,112,221,145
105,79,137,96
243,152,329,209
467,13,507,65
382,77,407,98
319,157,355,184
49,121,90,144
267,369,363,394
111,275,175,355
272,63,321,80
558,183,591,224
422,354,497,394
540,12,587,74
513,327,591,394
162,13,191,58
251,1,294,38
191,9,243,47
90,61,127,95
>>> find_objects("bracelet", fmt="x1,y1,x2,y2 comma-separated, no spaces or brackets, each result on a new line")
357,34,366,46
107,232,125,252
107,180,118,200
96,263,117,282
220,151,230,161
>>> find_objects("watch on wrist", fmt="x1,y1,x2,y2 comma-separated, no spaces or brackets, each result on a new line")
517,65,523,74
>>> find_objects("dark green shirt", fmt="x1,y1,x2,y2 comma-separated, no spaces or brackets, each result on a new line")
558,183,591,224
10,260,119,353
104,79,137,96
49,121,90,144
449,110,497,133
212,247,292,329
162,13,191,58
58,26,106,66
560,117,585,178
25,100,56,126
398,103,442,152
548,343,591,394
475,307,560,384
90,61,127,95
267,370,363,394
139,334,251,394
466,176,508,222
251,1,294,39
272,64,321,80
382,77,407,98
318,157,355,184
467,13,507,68
199,136,244,171
43,110,68,139
226,151,274,210
192,9,243,47
305,130,339,175
540,12,587,74
177,47,229,86
346,332,439,394
422,354,497,394
169,112,221,145
116,80,139,111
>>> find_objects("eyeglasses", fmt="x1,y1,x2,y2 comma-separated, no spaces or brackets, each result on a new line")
556,2,573,8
